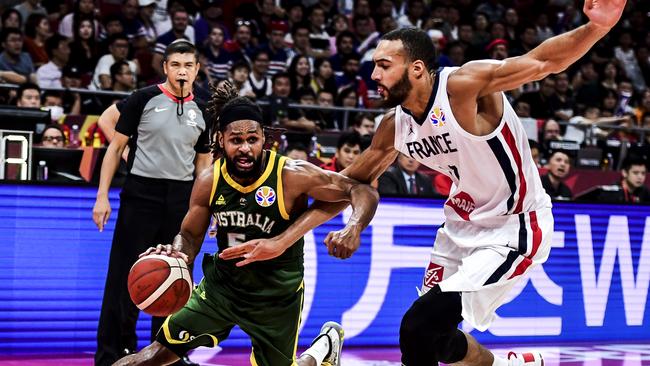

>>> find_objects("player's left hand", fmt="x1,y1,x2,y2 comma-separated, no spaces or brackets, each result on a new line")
219,238,289,267
324,224,361,259
584,0,626,29
139,243,189,263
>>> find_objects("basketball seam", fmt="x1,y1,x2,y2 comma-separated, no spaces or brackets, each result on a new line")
135,257,192,311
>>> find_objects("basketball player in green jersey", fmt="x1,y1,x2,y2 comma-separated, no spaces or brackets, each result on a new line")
114,82,379,366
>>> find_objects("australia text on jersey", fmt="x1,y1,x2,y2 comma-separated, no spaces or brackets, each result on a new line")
213,211,276,234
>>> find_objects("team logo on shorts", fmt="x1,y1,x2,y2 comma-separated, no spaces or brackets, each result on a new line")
424,261,445,288
255,186,276,207
445,191,475,221
430,106,446,127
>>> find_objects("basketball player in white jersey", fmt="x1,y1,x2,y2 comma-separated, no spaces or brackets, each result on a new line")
220,1,626,365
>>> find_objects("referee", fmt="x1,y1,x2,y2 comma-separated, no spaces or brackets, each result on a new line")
92,39,211,366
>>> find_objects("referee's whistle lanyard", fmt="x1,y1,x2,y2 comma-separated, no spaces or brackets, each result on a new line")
175,80,186,116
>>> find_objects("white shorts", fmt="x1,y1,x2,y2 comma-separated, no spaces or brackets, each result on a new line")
420,208,554,331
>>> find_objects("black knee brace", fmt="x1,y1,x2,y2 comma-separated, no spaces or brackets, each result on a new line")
400,285,466,366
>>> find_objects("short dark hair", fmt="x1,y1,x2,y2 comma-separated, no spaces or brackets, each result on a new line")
16,82,40,100
0,27,22,43
163,38,198,62
230,59,251,73
24,13,46,39
45,34,67,59
335,30,356,48
621,155,647,172
272,71,290,84
107,32,128,46
110,60,130,84
286,142,308,154
291,22,310,36
381,27,437,72
337,131,361,150
353,112,375,127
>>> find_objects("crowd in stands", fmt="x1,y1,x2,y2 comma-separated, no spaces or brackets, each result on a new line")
0,0,649,202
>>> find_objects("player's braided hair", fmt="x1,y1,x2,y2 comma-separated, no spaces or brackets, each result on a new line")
206,80,285,159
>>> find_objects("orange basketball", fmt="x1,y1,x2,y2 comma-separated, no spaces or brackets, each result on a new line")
127,254,193,317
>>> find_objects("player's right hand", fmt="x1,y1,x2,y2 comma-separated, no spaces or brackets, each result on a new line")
140,244,189,263
92,196,111,232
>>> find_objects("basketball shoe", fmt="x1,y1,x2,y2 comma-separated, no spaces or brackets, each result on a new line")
507,351,544,366
318,321,344,366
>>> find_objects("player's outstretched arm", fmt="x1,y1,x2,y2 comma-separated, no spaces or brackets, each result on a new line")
452,0,626,98
140,166,214,264
220,112,399,264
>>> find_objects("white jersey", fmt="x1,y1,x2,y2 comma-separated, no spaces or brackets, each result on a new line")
394,67,552,247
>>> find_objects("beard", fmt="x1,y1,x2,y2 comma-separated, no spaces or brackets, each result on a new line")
225,152,263,180
380,69,412,108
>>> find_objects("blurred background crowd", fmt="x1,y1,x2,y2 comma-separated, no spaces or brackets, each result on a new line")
0,0,649,203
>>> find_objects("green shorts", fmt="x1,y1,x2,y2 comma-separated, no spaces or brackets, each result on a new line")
156,259,304,366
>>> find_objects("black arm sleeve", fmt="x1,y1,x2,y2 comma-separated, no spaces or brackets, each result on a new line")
115,87,157,137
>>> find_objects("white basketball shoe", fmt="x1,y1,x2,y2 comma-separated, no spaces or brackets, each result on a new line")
319,321,344,366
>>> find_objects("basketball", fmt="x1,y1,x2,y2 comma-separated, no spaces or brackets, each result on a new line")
127,254,193,317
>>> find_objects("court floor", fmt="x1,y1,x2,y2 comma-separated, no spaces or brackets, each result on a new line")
0,343,649,366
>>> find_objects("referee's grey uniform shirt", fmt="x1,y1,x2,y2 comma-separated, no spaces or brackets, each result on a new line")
115,84,210,181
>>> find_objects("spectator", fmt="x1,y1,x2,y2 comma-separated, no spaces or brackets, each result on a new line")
36,34,70,88
306,6,331,59
378,153,435,196
259,20,290,76
529,139,541,168
503,8,519,43
285,142,309,160
515,100,539,141
351,112,375,137
335,86,359,127
398,0,425,29
553,72,575,121
614,31,646,92
1,8,23,30
13,0,47,28
60,65,82,115
227,60,254,97
110,60,136,92
474,0,504,23
518,76,559,119
242,49,272,99
598,156,650,203
288,55,312,100
0,27,36,84
193,0,227,48
40,124,66,148
261,71,292,126
23,13,51,68
352,15,380,56
471,13,490,50
335,53,368,106
58,0,100,40
68,17,99,79
328,30,357,73
152,8,191,78
320,131,361,172
137,0,158,48
535,13,554,42
287,22,313,61
327,14,349,54
15,82,41,108
91,33,138,90
316,89,337,130
118,0,147,48
41,90,65,121
574,60,602,110
600,61,620,92
511,26,538,57
541,150,572,201
310,58,337,97
223,20,255,60
485,38,508,60
200,25,238,83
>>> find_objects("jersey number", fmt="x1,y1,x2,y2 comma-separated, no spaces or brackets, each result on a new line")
227,233,246,247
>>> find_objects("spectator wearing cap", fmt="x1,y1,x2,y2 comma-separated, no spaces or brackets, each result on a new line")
91,33,138,90
60,65,82,115
259,20,290,76
15,82,41,108
23,13,51,68
0,27,36,84
36,34,70,88
485,38,508,60
541,150,572,201
194,0,229,48
152,8,192,78
200,25,239,83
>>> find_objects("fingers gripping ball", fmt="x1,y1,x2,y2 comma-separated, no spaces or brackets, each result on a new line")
127,254,193,317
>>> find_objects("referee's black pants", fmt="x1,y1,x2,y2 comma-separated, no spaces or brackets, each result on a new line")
95,175,194,366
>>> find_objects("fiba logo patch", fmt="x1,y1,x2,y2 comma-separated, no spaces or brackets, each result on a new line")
445,191,475,221
255,186,276,207
186,109,198,126
430,106,446,127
